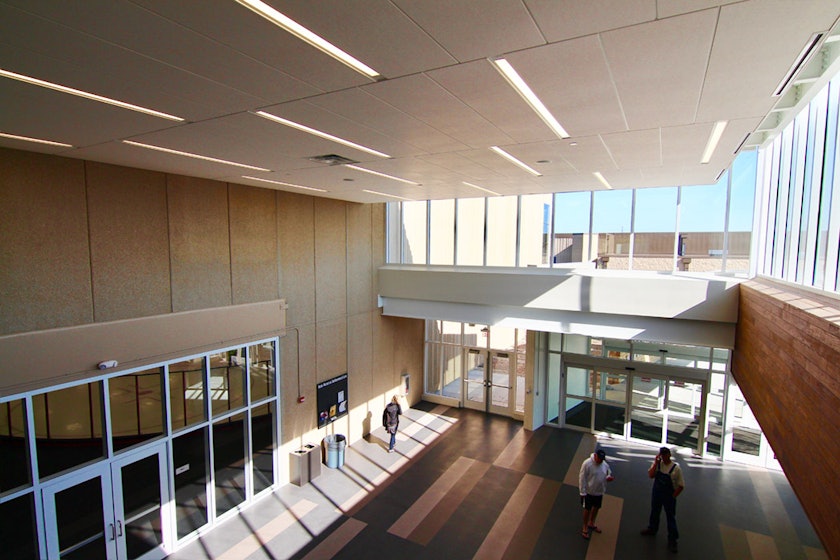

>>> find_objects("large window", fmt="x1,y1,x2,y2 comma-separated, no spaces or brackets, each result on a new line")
757,74,840,293
387,151,758,275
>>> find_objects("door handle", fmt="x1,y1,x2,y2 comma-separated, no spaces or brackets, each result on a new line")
109,523,116,541
117,520,123,537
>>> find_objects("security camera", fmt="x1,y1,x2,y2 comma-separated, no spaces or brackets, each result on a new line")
98,360,119,370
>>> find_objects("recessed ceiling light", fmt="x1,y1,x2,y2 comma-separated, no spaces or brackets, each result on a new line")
362,189,413,200
593,171,613,190
122,140,270,171
0,68,184,122
234,0,381,80
462,181,500,196
0,132,73,148
345,164,421,185
242,175,327,192
254,111,390,158
490,146,542,176
701,121,728,164
490,57,569,139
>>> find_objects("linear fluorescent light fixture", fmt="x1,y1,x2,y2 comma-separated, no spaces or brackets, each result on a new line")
701,120,728,164
234,0,380,79
242,175,327,192
254,111,390,158
491,57,569,139
362,189,413,201
345,164,420,185
0,68,184,122
490,146,542,176
593,172,612,190
462,181,500,196
122,140,270,171
773,33,823,96
0,132,73,148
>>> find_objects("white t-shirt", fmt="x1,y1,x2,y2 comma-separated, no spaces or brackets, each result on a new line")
579,456,612,496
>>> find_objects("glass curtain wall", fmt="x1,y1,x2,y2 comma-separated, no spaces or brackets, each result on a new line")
0,338,279,557
390,151,758,274
756,74,840,293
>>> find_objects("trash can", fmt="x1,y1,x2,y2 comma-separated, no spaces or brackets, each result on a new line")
324,434,346,468
290,443,321,486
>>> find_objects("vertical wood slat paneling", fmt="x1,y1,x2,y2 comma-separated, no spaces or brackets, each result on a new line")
733,279,840,559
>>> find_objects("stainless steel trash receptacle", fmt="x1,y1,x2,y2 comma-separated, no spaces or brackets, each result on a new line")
290,443,321,485
324,434,346,468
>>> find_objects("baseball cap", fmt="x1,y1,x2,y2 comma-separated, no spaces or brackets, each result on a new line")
595,449,606,459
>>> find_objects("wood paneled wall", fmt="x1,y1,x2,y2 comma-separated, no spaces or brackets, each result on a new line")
733,278,840,558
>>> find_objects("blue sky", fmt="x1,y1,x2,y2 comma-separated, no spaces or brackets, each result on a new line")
553,150,757,233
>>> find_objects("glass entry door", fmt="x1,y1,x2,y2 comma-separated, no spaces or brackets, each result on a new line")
42,465,116,559
629,374,707,454
42,443,170,559
463,349,514,416
563,366,627,436
724,383,781,469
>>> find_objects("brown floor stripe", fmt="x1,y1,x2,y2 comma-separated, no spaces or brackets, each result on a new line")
746,530,781,560
474,473,543,560
493,427,533,470
495,427,552,473
216,499,317,560
502,478,562,560
720,524,752,559
564,433,597,486
407,459,491,545
301,517,367,560
749,468,804,559
388,456,475,539
585,494,622,560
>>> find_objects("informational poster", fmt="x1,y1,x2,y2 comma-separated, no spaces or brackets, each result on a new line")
317,373,348,428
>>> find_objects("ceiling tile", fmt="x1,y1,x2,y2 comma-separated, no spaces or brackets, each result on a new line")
364,74,514,148
526,0,656,42
601,128,662,169
601,9,717,129
393,0,545,61
503,36,628,137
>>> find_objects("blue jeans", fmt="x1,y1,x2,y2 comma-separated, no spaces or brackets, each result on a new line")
648,489,679,542
389,430,396,450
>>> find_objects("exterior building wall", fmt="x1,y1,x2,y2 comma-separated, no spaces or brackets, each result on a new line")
0,147,423,456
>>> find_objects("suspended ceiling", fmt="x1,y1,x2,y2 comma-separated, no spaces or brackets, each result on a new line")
2,0,840,203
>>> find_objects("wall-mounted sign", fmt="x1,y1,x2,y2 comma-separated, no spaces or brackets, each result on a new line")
317,373,348,428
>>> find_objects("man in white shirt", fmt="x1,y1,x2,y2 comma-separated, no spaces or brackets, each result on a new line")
578,448,614,539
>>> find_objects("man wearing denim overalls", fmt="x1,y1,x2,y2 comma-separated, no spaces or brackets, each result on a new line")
641,447,685,553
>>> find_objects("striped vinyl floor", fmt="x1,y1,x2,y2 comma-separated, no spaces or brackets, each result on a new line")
167,401,826,560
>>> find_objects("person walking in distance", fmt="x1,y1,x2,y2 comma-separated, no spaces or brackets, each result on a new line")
641,447,685,553
382,395,402,453
578,448,614,539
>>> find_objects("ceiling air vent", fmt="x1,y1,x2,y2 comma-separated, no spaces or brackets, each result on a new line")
308,154,359,166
